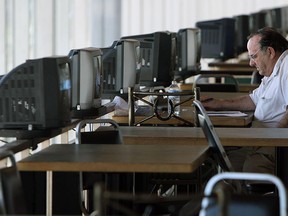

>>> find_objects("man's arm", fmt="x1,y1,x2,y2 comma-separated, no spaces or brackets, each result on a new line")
201,95,256,111
278,109,288,128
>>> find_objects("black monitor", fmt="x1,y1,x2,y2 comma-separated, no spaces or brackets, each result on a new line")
121,31,174,87
196,18,236,60
234,15,250,55
249,11,267,33
174,28,201,81
265,7,282,30
101,39,141,100
69,47,103,118
0,56,72,129
281,6,288,37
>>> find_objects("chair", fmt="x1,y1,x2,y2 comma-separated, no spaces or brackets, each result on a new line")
75,119,123,145
198,172,287,216
193,74,239,92
193,99,234,173
75,119,125,215
0,150,27,215
178,101,284,216
193,100,275,193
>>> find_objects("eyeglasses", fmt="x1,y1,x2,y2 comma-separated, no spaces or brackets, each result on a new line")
249,48,261,61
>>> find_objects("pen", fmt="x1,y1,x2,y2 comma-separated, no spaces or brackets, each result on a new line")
201,98,214,103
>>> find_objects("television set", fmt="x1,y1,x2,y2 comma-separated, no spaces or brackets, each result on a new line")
249,11,267,33
101,39,141,100
196,18,236,60
68,47,103,118
265,7,282,30
174,28,201,81
121,31,174,87
0,56,72,129
233,15,250,55
281,6,288,37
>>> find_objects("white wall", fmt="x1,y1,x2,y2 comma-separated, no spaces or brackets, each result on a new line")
0,0,287,74
121,0,288,35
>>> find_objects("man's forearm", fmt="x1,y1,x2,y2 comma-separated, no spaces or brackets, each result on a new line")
278,109,288,128
218,95,256,111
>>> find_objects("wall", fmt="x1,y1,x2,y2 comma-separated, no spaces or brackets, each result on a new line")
0,0,287,75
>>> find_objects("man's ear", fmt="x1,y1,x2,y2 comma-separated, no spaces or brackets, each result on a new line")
267,46,276,59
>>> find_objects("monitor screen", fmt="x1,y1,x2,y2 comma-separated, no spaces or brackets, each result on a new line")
101,39,140,100
234,15,250,55
281,6,288,36
69,47,103,112
249,11,267,33
174,28,201,81
93,54,102,104
196,18,236,60
121,31,174,87
265,8,282,30
58,62,71,120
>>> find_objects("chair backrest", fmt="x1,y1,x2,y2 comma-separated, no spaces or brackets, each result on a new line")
199,172,287,216
0,150,27,215
194,74,239,92
75,119,124,215
193,100,234,172
75,119,123,145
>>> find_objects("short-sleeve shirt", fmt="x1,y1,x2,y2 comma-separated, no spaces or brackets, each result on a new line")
249,50,288,128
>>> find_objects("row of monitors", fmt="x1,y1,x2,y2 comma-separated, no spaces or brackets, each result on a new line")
197,6,288,60
0,29,200,129
1,5,287,130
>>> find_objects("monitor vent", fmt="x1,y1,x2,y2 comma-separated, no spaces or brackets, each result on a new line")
0,66,39,127
202,28,220,45
103,50,117,91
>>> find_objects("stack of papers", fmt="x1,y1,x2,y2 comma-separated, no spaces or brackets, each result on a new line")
207,111,248,117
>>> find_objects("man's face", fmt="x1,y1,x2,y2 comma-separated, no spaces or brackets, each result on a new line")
247,35,273,77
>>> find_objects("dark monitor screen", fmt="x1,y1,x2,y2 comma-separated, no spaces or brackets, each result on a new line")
174,28,201,81
281,6,288,35
265,8,282,30
121,31,174,87
249,11,267,33
234,15,250,55
69,47,103,112
196,18,236,60
101,39,140,99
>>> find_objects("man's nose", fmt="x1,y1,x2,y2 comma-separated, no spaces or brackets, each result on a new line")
249,59,256,67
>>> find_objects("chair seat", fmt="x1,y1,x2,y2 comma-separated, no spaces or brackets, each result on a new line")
245,182,276,195
195,83,238,92
201,193,279,216
80,129,122,144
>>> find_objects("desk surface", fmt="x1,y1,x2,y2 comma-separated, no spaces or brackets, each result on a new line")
112,107,253,127
112,92,252,127
200,61,254,75
120,126,288,147
180,84,259,93
17,144,209,173
207,60,251,68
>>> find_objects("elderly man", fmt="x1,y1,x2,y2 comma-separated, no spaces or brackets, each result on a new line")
201,27,288,174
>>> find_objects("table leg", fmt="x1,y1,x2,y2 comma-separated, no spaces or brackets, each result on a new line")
46,171,52,216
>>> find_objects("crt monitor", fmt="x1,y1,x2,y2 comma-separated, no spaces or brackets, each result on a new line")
174,28,201,81
233,15,250,55
281,6,288,37
69,47,103,116
196,18,236,60
265,7,282,30
121,31,174,87
0,56,72,129
249,11,267,33
101,39,141,100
